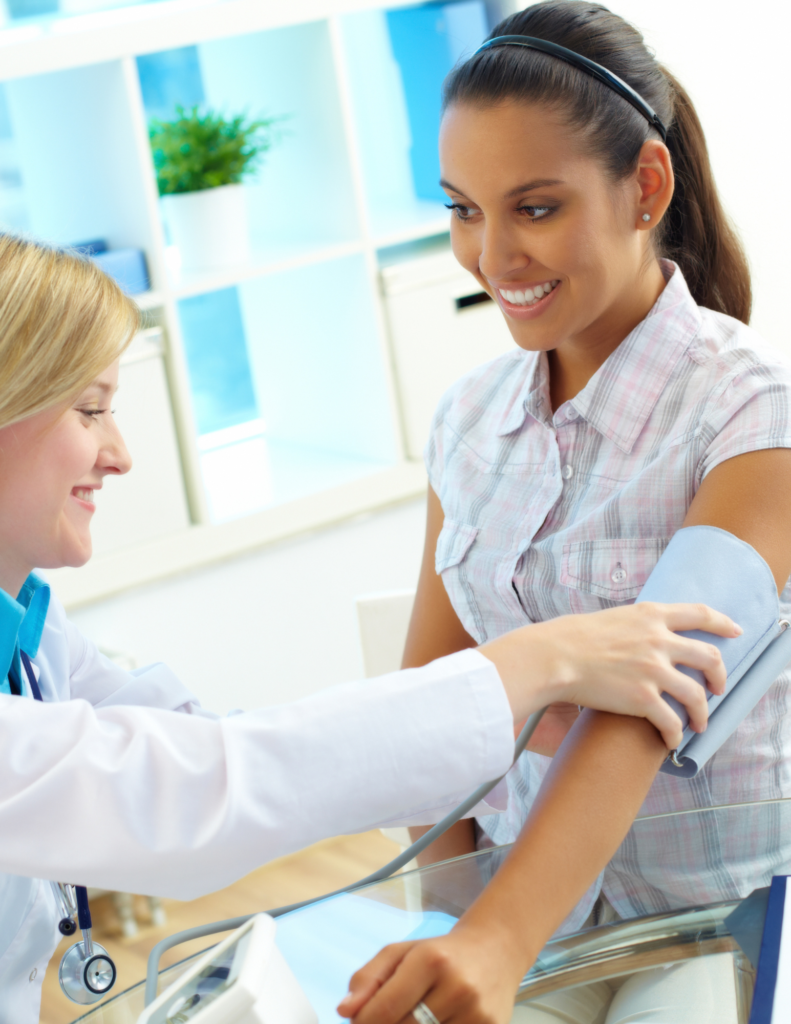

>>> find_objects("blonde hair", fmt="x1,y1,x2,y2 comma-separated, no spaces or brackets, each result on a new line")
0,234,141,430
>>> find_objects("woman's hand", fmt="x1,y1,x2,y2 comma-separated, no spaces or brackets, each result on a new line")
479,602,741,750
338,921,523,1024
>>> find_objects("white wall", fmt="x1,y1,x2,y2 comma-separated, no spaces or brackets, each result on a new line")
68,497,426,715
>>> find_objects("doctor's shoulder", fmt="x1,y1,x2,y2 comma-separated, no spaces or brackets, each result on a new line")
32,587,143,707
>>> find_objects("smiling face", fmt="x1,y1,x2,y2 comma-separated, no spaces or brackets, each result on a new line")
0,359,131,596
439,100,670,371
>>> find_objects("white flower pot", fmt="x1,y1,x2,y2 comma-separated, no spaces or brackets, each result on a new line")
161,183,251,273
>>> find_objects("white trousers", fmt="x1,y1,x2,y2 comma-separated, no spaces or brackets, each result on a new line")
512,894,739,1024
511,952,739,1024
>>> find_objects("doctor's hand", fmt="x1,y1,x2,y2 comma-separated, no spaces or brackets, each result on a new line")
478,602,741,751
337,920,522,1024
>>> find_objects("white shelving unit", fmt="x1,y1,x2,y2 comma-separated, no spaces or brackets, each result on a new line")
0,0,517,606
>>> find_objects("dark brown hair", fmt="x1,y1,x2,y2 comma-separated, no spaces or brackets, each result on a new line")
443,1,751,323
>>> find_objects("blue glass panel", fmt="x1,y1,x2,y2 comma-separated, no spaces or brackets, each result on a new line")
177,288,260,436
0,85,12,140
386,1,488,203
4,0,173,21
239,254,397,464
6,0,58,17
136,46,205,121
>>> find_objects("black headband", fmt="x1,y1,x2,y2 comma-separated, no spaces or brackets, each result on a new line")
474,35,668,142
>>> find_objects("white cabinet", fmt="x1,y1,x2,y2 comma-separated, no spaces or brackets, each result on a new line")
381,247,514,459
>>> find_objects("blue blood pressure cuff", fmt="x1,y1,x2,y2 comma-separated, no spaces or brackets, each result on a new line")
636,526,791,778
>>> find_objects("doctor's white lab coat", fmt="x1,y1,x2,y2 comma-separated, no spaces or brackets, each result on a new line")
0,595,512,1022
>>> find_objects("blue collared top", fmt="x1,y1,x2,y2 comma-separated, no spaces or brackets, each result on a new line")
0,574,50,697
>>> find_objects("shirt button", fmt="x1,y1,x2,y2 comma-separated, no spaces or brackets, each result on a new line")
612,566,627,583
29,968,37,982
561,465,574,480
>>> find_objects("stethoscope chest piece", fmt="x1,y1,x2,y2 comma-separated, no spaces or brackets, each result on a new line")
59,939,117,1004
54,882,117,1004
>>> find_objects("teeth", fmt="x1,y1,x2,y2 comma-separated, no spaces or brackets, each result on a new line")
74,488,93,502
498,280,559,306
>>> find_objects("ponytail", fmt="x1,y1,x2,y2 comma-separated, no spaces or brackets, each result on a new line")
659,69,751,322
443,2,752,323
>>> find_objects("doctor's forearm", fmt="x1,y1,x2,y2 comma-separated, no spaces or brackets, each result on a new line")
455,712,666,969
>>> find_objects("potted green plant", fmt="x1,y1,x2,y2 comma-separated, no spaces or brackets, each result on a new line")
150,105,283,273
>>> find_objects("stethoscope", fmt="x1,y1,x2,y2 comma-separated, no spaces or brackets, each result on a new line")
9,651,118,1004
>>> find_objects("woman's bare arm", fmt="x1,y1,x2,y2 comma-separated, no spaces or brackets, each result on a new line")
404,487,479,864
479,449,791,948
342,714,667,1024
680,449,791,579
342,448,791,1024
403,487,478,667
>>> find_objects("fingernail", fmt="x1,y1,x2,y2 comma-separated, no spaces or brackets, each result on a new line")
338,995,352,1009
733,624,743,635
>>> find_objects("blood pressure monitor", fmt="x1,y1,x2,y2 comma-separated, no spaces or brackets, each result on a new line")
137,915,318,1024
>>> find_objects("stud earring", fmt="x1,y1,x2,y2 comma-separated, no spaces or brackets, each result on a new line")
642,213,651,222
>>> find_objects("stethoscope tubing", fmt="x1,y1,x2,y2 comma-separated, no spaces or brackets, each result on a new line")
143,706,549,1006
15,651,117,1003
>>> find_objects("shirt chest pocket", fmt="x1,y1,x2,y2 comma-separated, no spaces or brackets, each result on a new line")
560,538,670,604
435,521,486,641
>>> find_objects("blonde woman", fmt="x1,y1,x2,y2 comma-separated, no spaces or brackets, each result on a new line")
0,234,735,1021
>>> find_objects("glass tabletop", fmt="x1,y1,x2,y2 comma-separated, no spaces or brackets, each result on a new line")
70,798,791,1024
